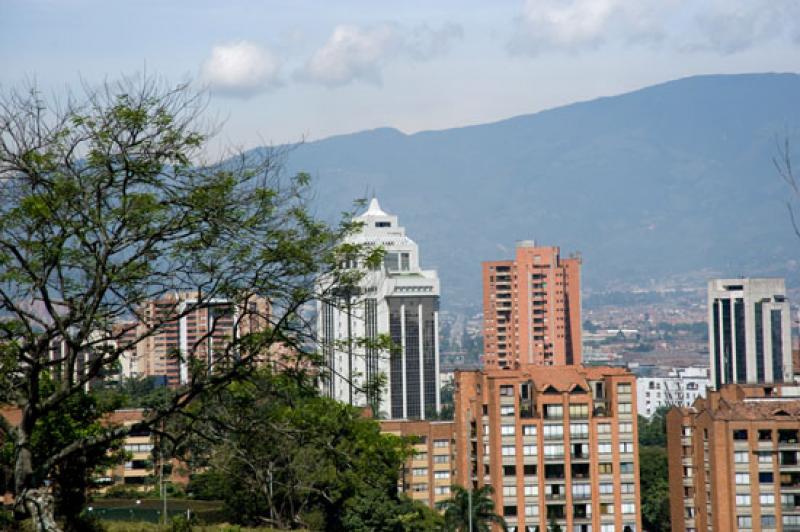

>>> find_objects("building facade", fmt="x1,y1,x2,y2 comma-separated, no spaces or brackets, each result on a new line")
453,366,641,532
667,383,800,532
132,292,269,386
319,198,441,419
708,278,792,389
635,366,710,418
482,242,582,370
380,419,455,508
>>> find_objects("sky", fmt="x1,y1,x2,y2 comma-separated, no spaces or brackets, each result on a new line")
2,0,799,153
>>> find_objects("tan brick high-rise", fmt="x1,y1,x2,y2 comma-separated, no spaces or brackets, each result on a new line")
483,241,581,370
453,365,641,532
667,383,800,532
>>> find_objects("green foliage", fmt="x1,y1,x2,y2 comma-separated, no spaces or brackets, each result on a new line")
638,406,669,447
639,446,671,532
437,485,507,532
0,75,373,528
174,370,422,530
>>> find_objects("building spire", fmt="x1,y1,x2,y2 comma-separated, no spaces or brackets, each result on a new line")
363,197,388,217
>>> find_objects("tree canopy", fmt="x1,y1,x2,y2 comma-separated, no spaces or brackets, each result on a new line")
0,76,369,531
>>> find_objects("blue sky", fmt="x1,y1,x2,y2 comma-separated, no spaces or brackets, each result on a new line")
2,0,799,153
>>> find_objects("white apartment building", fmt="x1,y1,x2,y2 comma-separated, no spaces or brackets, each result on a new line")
636,366,710,417
318,198,441,419
708,278,792,389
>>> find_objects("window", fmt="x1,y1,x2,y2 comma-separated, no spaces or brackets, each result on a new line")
544,424,564,439
501,424,516,436
503,485,517,497
733,429,748,441
734,451,749,463
737,515,752,528
600,526,616,532
619,422,633,433
435,486,450,495
736,494,751,506
620,483,634,494
598,443,612,454
760,494,775,506
500,405,515,416
735,473,750,485
572,483,591,499
523,445,537,456
524,464,537,476
617,403,632,414
412,483,427,492
502,445,516,457
621,503,635,514
571,423,589,439
503,465,516,476
569,403,589,418
434,439,449,448
759,472,774,484
599,483,614,494
500,385,514,396
597,423,611,434
524,484,539,497
619,442,634,454
504,505,517,517
434,455,449,464
412,468,427,477
762,515,776,527
525,504,539,517
523,424,537,436
600,503,614,515
544,444,564,458
620,462,634,474
544,404,563,419
434,471,450,480
617,383,632,394
599,463,613,475
758,451,772,464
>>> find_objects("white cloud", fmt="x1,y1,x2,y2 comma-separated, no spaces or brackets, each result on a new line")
508,0,800,56
201,41,282,97
297,22,463,87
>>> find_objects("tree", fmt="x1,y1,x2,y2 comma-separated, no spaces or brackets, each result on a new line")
0,76,365,531
437,484,507,532
639,446,671,532
638,406,669,446
174,369,432,530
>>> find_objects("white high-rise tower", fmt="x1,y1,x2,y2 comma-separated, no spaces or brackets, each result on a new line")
318,198,441,419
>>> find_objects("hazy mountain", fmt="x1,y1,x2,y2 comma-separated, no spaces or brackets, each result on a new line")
277,73,800,310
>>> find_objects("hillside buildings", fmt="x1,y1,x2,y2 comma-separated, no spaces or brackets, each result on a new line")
635,366,710,417
319,198,441,419
667,383,800,532
482,242,582,370
452,365,641,532
707,278,792,389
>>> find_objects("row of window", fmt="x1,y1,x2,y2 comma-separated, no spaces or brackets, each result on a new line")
501,482,635,498
500,443,634,458
411,468,450,479
498,422,634,437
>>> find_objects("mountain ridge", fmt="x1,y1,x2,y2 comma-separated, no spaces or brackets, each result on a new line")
276,72,800,310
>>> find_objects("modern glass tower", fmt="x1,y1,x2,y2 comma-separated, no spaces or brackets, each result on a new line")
708,278,792,389
319,198,441,419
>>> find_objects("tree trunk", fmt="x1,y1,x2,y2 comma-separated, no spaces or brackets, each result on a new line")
16,488,61,532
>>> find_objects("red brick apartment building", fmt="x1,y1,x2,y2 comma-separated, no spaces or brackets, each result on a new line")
482,242,582,370
447,365,640,532
380,419,456,509
667,383,800,532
